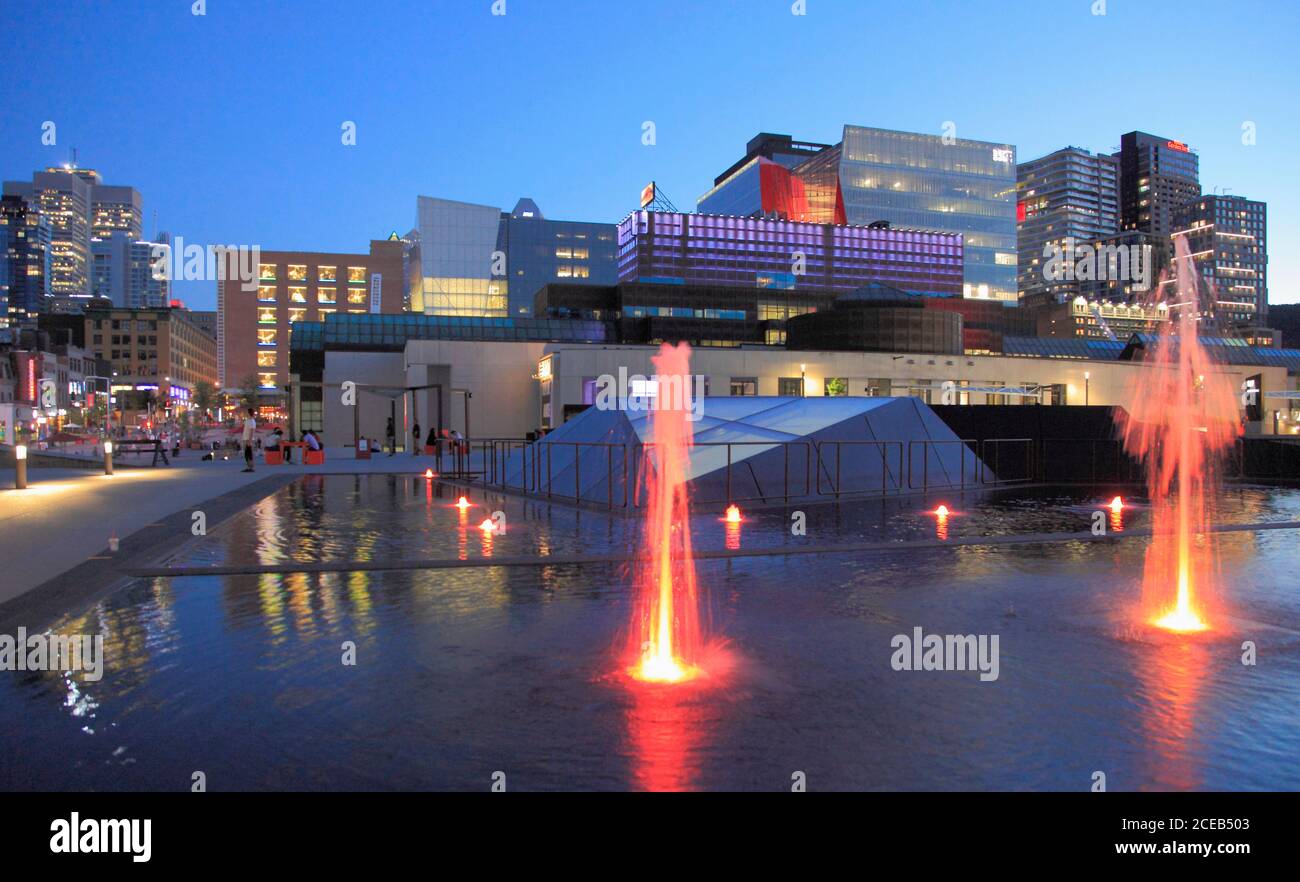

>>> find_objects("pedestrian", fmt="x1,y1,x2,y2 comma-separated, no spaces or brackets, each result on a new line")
241,407,257,473
412,421,421,457
385,416,396,457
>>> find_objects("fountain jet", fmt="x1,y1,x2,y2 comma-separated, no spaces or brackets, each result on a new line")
629,343,706,683
1120,235,1241,632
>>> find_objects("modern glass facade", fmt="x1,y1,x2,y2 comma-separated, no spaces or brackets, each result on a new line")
499,200,617,316
839,126,1018,302
411,196,508,317
411,196,616,317
695,127,1018,302
617,211,963,298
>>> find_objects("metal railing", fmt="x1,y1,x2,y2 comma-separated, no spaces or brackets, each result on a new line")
447,434,1296,508
814,440,904,498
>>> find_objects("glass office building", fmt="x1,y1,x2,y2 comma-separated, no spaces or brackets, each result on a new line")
410,196,616,318
697,126,1019,302
499,199,617,315
410,196,508,317
838,126,1018,302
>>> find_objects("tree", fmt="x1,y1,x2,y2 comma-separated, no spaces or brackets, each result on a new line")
192,380,217,421
237,374,260,414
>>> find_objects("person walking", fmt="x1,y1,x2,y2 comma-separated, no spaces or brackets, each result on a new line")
385,416,396,457
241,407,257,473
412,421,421,457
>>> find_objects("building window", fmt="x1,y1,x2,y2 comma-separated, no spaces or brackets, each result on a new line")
778,377,803,396
258,372,277,389
318,287,336,304
289,287,307,303
288,308,306,323
257,286,277,302
347,289,367,305
347,266,366,284
259,264,277,280
257,308,277,324
288,265,307,281
257,330,277,346
730,377,757,396
257,352,277,368
318,266,337,283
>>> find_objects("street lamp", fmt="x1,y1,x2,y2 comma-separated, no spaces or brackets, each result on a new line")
1084,371,1090,406
14,444,27,489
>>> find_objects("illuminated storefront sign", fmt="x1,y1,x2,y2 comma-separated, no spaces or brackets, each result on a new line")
992,148,1014,163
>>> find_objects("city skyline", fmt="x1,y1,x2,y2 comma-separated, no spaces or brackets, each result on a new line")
1,0,1297,310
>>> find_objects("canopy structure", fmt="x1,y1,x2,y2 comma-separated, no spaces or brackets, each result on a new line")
498,396,989,507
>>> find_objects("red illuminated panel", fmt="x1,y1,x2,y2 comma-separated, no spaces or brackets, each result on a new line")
1166,140,1190,153
1017,201,1028,223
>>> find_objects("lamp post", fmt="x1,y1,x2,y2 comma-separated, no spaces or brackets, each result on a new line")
800,363,807,398
1084,371,1090,406
14,444,27,490
103,439,114,476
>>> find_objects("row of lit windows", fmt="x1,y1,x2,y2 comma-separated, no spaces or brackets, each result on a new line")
258,286,370,305
258,264,369,283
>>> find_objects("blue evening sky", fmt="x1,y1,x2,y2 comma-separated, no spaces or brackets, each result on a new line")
2,0,1297,309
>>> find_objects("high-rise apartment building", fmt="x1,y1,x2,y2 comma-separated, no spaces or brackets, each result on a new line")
1171,194,1268,328
699,126,1019,302
1116,131,1200,240
1016,147,1119,304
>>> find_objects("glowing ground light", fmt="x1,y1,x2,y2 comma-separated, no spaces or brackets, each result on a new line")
456,496,470,510
1109,496,1124,513
479,518,496,533
934,504,949,517
724,504,742,523
424,468,435,479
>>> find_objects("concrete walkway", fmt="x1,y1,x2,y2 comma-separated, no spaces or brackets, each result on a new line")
0,447,458,609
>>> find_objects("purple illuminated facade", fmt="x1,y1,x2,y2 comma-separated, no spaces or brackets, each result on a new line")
617,210,964,298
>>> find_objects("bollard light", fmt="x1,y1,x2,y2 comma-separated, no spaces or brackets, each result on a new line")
103,440,114,476
14,444,27,490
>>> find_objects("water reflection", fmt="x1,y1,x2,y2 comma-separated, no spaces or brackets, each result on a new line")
1133,633,1211,790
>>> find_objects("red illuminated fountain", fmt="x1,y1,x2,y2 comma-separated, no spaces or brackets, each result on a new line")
1120,235,1242,633
628,342,707,683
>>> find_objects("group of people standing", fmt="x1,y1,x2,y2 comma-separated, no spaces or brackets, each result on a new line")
383,417,462,457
